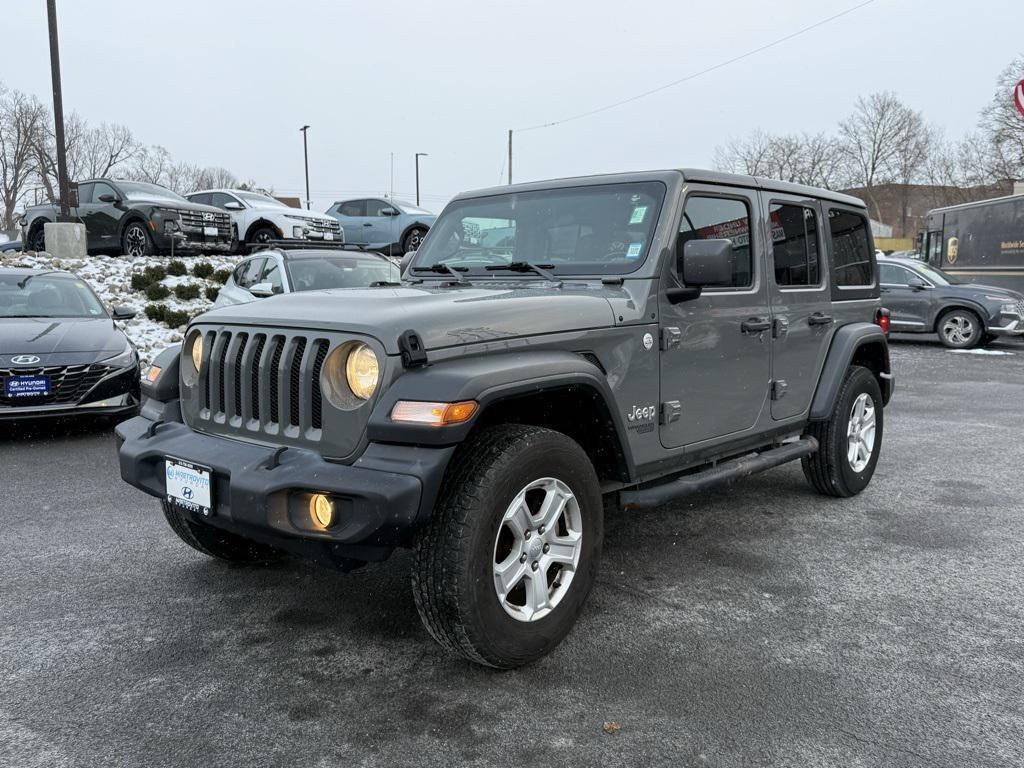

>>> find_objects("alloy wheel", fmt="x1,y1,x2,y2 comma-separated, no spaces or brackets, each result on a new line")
941,314,975,346
846,392,876,472
124,225,147,257
492,477,583,622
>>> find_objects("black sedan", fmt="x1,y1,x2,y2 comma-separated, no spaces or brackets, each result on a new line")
1,269,141,421
879,256,1024,348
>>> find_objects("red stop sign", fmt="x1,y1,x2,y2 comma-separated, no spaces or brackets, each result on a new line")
1016,79,1024,117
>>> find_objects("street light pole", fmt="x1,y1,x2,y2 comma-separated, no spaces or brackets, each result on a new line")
414,153,428,206
300,125,310,210
46,0,72,220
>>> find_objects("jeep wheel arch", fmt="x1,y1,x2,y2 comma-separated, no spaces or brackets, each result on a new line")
367,350,635,483
809,323,892,420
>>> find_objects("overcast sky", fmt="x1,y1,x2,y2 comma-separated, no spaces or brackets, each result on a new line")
6,0,1022,211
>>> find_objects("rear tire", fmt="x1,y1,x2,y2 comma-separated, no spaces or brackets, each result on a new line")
411,425,603,668
161,501,284,563
802,365,883,498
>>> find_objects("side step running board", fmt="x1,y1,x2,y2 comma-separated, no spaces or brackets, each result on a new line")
620,437,819,510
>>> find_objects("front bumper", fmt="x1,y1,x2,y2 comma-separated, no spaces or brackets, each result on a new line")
115,413,454,567
0,392,138,421
152,229,233,253
988,315,1024,337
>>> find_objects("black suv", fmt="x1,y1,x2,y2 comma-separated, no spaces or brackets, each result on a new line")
117,169,894,668
22,179,232,257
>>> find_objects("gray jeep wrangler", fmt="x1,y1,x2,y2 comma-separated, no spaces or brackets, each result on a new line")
116,169,894,668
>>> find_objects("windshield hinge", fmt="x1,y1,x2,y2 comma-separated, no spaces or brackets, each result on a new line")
398,329,428,368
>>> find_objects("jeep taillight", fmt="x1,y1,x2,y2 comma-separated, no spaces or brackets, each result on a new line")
875,307,891,334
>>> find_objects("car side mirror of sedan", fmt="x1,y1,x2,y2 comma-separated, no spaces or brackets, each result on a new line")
249,282,276,297
381,208,400,216
223,201,244,210
908,277,929,290
111,305,136,320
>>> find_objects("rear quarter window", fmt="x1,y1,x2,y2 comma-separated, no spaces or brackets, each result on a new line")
827,207,878,301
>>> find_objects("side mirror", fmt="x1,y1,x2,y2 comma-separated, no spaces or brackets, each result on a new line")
908,277,929,290
381,208,399,217
98,194,118,203
399,251,416,276
249,282,275,297
111,305,136,320
667,238,733,304
223,201,244,211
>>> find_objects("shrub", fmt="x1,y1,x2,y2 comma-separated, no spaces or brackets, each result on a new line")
174,282,201,301
163,309,191,329
166,259,187,276
211,268,231,284
130,273,150,291
144,283,171,301
192,261,214,279
144,303,167,322
142,265,167,283
205,285,220,302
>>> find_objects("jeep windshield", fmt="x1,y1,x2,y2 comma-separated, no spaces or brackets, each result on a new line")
410,181,665,276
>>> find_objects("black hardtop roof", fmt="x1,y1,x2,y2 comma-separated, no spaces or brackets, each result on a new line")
926,192,1024,216
454,168,866,209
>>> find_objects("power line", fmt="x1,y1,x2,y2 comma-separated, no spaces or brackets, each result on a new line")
514,0,876,133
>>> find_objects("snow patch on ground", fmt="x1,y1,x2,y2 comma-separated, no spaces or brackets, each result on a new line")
949,348,1015,356
2,250,240,365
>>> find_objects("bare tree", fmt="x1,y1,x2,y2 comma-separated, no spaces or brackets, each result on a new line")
126,144,172,185
194,166,238,190
0,85,47,230
714,130,846,189
978,53,1024,181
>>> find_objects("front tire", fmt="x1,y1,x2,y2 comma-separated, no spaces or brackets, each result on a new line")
937,308,982,349
122,221,153,258
411,425,603,668
247,225,277,251
28,223,46,252
802,365,883,498
161,501,283,564
402,226,427,254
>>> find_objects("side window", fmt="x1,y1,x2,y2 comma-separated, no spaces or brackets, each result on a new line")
828,209,873,286
261,260,284,293
93,182,117,203
234,258,265,288
678,196,753,289
879,264,910,285
366,199,394,217
770,203,820,287
338,200,365,217
188,193,212,206
76,183,94,205
208,193,235,209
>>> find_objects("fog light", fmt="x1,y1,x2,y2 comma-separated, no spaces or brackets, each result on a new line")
293,226,305,239
309,493,335,528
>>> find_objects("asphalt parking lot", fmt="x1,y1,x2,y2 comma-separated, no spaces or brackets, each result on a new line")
2,335,1022,768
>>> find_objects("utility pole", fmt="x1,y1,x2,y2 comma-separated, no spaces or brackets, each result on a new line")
46,0,72,220
300,125,310,209
507,129,513,185
414,152,428,206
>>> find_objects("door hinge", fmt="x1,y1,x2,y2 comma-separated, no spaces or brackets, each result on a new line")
771,380,788,400
773,317,789,339
661,400,682,424
661,327,682,350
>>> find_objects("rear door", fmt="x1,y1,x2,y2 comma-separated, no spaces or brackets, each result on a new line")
659,186,771,448
762,194,834,420
880,262,931,330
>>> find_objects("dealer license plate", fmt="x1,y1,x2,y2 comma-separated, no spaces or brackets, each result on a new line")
165,457,213,517
323,232,333,241
4,375,49,398
203,226,219,237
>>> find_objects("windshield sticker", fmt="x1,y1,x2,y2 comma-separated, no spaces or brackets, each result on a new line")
626,242,643,259
629,206,648,225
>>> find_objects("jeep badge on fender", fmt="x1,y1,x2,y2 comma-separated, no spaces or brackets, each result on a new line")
116,169,893,668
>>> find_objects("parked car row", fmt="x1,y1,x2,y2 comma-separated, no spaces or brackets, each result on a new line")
18,180,435,258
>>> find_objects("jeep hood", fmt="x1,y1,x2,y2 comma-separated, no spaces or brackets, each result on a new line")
199,283,618,354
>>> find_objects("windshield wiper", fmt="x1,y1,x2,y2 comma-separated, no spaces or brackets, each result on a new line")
17,270,61,289
410,263,469,284
485,262,559,283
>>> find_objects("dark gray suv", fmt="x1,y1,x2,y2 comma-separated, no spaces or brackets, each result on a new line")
879,256,1024,348
116,169,894,668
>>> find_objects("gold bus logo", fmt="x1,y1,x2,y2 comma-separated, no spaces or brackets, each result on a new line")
946,236,959,264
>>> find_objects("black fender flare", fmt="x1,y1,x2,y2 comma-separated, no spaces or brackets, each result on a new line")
930,299,991,333
141,344,182,403
399,220,431,246
244,218,282,242
809,323,892,420
367,350,635,473
118,211,150,243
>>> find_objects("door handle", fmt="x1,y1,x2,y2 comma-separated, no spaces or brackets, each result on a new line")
808,313,834,326
741,318,771,334
363,222,374,226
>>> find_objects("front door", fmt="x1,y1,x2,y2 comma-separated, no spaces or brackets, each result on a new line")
880,261,931,330
659,187,771,449
80,181,122,250
337,200,369,243
364,199,399,248
762,194,835,420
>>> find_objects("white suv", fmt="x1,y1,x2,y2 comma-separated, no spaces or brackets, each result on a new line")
186,189,343,252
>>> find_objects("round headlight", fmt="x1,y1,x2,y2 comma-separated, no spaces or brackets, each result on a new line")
345,343,379,400
189,331,203,372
